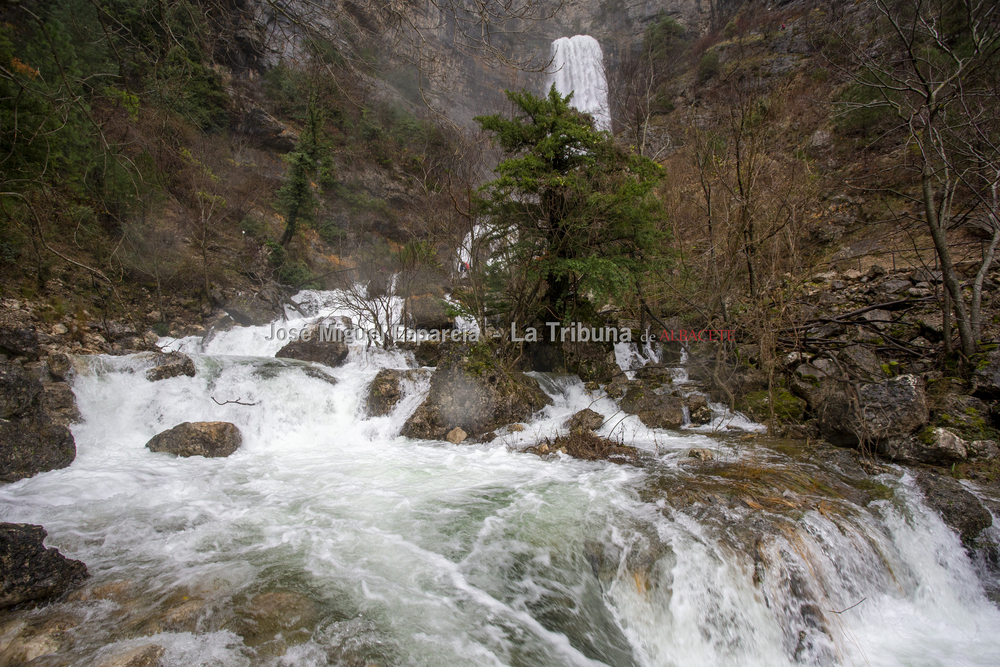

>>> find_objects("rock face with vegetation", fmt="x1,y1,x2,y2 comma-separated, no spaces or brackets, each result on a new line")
0,360,76,483
0,523,87,609
401,345,551,440
145,422,243,458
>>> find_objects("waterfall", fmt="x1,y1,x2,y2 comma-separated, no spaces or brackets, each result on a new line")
2,289,1000,666
548,35,611,132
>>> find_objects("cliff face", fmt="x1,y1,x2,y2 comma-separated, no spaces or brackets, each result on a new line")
235,0,742,124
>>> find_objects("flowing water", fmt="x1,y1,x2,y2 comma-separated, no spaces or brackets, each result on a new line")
2,292,1000,666
548,36,611,132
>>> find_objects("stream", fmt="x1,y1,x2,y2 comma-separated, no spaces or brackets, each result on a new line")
2,291,1000,666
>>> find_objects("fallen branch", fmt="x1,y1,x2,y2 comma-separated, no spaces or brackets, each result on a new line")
211,396,258,406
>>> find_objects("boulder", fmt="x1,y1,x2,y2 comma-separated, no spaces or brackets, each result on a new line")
817,375,928,450
914,472,992,545
930,392,994,441
145,352,196,382
563,341,620,383
737,389,805,424
446,427,468,444
211,287,283,327
687,448,715,461
0,523,87,609
0,326,39,360
401,344,552,440
365,369,430,417
621,386,685,430
686,394,713,425
564,408,604,433
41,383,81,428
406,294,453,330
276,339,349,368
0,361,76,483
145,422,243,458
882,428,968,464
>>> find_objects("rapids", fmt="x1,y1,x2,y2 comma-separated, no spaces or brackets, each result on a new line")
1,291,999,666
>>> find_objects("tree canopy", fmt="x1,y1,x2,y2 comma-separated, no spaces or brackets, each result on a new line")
474,85,666,324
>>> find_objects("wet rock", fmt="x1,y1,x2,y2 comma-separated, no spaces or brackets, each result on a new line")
914,472,992,544
446,427,468,444
94,644,165,667
213,288,282,327
275,339,349,368
686,394,713,425
144,352,196,382
40,384,81,428
145,422,243,458
687,448,715,461
633,365,673,381
0,361,76,483
0,524,87,609
406,294,452,330
0,610,82,665
365,369,430,417
621,386,685,429
563,340,620,383
564,408,604,433
401,344,551,440
0,326,40,360
234,591,318,652
398,340,443,367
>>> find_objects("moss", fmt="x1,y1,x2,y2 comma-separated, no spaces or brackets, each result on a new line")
738,389,805,423
917,426,937,446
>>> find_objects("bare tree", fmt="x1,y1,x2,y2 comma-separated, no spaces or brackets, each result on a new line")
832,0,1000,357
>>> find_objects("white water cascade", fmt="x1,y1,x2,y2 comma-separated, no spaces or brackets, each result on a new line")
2,290,1000,666
548,35,611,132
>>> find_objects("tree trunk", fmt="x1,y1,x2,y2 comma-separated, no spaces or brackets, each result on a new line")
923,172,976,357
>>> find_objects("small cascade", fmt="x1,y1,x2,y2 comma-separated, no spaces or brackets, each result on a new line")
548,35,611,132
1,290,999,666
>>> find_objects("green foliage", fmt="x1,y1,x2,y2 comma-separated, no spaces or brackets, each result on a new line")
834,83,897,139
474,86,667,322
278,92,335,245
278,260,318,288
698,50,721,82
644,14,687,62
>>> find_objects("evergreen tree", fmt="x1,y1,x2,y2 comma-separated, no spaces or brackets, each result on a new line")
474,85,666,323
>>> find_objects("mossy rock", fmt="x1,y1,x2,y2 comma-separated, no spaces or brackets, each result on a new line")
738,389,805,423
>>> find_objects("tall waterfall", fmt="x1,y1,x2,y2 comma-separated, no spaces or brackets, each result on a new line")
548,35,611,132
